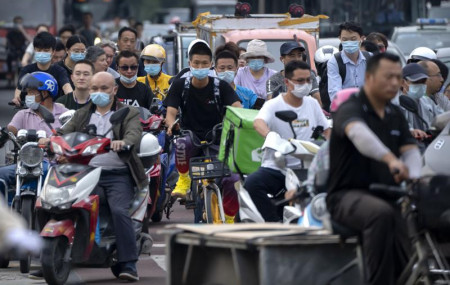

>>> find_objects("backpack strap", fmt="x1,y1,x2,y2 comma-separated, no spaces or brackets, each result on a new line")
181,76,223,117
335,51,371,85
145,75,151,90
335,53,346,85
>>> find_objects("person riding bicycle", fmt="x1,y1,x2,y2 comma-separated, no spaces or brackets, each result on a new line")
163,40,241,206
244,60,331,222
0,72,68,198
137,44,172,100
326,53,422,285
56,72,147,281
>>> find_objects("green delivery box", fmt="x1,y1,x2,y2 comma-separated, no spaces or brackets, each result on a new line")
218,107,264,174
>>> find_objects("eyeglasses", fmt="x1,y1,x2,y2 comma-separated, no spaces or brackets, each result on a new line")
118,65,138,71
429,72,443,78
289,77,311,84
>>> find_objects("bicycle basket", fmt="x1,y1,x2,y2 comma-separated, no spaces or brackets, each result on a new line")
189,156,231,180
415,175,450,233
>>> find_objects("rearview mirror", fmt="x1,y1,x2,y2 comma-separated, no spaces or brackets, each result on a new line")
110,107,130,125
59,110,76,127
399,95,418,114
275,111,297,123
38,105,55,124
432,111,450,131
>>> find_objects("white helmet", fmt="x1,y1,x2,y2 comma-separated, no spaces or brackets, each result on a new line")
408,47,437,62
138,133,161,157
314,45,339,63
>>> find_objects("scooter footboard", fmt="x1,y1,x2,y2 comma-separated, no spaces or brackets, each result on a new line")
41,219,75,244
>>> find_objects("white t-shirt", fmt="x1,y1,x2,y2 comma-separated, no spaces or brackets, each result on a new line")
256,94,330,170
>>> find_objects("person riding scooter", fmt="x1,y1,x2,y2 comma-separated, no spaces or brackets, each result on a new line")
0,72,67,199
41,72,147,282
244,60,331,222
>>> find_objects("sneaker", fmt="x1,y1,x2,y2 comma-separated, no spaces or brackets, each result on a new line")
171,173,191,199
28,269,43,280
119,270,139,282
225,215,235,224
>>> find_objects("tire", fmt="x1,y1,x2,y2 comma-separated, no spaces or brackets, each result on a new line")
151,210,163,222
204,185,224,224
19,196,34,273
191,180,204,223
0,255,9,268
41,237,71,285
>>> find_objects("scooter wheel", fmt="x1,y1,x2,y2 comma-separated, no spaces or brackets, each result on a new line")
41,237,71,285
151,210,163,223
0,255,9,268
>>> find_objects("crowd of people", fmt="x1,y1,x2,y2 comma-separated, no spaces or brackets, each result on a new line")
0,17,449,285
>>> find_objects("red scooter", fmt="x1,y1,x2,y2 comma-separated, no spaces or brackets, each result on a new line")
35,107,152,285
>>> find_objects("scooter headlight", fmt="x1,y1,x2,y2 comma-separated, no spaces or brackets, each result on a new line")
19,143,43,167
42,184,75,206
51,142,64,155
82,143,104,156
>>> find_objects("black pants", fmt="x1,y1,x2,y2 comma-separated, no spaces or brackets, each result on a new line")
328,190,411,285
244,167,285,222
98,169,138,263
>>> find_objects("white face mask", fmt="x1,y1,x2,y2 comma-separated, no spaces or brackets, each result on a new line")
289,80,312,98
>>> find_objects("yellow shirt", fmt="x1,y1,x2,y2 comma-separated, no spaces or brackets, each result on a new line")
137,73,172,100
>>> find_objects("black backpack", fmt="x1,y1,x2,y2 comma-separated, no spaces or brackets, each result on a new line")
319,51,371,112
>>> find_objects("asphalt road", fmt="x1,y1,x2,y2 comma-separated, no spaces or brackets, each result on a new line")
0,84,194,284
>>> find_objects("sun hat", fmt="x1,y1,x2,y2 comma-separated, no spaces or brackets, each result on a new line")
239,39,275,63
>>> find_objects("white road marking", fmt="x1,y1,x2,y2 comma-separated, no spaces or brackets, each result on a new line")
152,243,166,248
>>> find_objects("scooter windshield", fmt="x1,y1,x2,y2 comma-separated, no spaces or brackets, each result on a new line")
61,132,96,148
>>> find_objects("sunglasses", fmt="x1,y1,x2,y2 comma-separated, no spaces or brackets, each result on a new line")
119,65,138,71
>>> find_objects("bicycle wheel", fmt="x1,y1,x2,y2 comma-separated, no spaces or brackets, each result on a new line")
204,184,225,224
191,180,204,223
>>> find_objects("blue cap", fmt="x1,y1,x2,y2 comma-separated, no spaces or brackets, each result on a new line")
403,63,429,82
280,41,305,56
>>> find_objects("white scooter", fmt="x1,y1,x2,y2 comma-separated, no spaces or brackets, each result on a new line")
237,110,325,225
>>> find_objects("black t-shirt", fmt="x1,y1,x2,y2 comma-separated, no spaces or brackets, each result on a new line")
17,63,70,99
56,60,74,89
327,89,416,201
164,76,240,140
115,78,154,109
56,92,90,110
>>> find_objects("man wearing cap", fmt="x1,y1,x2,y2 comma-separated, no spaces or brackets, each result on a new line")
396,63,432,143
417,60,444,118
163,39,241,206
266,41,321,104
234,39,277,100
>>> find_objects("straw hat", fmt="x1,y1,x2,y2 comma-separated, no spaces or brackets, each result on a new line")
240,39,275,63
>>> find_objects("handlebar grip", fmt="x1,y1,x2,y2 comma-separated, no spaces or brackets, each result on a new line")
8,102,16,106
122,145,132,151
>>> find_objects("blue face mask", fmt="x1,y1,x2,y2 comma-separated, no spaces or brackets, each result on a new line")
34,52,52,64
144,64,161,76
217,70,236,84
408,84,427,100
90,92,111,107
120,74,137,84
190,67,210,80
248,59,265,71
70,52,86,62
341,41,360,54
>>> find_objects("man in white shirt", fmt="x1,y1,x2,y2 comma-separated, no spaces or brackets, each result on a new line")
245,60,331,221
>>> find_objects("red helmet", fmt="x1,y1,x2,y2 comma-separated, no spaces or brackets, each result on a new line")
330,88,359,112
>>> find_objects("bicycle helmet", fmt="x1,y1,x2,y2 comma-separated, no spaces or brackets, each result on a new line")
141,44,166,62
314,45,339,64
408,47,437,62
138,133,161,168
330,87,359,113
20,72,59,98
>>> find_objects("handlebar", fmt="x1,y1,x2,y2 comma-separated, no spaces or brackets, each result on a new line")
180,123,222,148
369,183,408,200
274,185,310,206
8,101,26,110
104,144,133,152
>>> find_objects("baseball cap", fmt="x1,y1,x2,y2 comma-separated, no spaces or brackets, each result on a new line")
188,39,211,57
402,63,429,82
280,41,305,56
